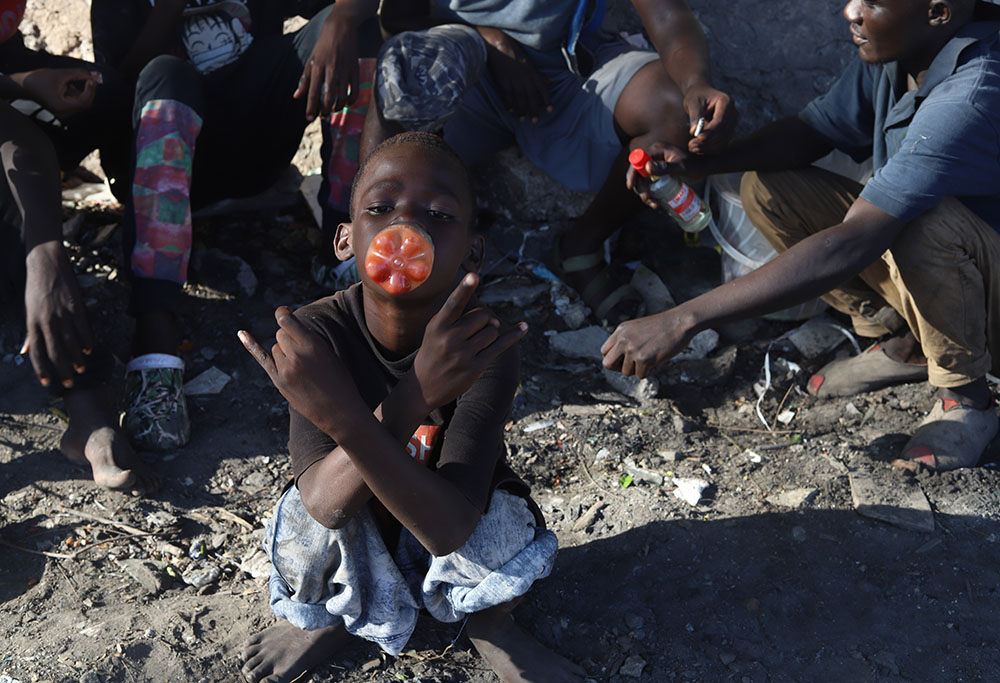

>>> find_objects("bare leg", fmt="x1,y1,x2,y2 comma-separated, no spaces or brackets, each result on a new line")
880,330,927,365
359,102,404,166
241,620,349,683
467,599,586,683
132,310,179,357
60,385,159,493
555,60,689,324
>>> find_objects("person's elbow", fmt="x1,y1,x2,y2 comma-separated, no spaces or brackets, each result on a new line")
300,487,353,530
424,512,482,557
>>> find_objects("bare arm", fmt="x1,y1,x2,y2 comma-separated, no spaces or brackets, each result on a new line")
631,0,736,151
602,199,905,377
628,116,835,209
117,0,187,78
631,0,711,93
293,372,432,530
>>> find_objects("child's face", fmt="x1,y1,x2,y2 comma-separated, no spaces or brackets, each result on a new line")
338,144,477,301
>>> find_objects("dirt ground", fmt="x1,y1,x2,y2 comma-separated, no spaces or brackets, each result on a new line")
4,3,1000,683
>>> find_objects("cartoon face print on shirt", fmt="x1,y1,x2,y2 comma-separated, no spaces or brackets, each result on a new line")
177,0,254,73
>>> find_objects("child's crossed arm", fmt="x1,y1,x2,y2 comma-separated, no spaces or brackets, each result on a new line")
239,273,527,555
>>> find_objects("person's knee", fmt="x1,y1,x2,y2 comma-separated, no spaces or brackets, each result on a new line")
616,61,686,147
888,216,937,274
135,55,202,110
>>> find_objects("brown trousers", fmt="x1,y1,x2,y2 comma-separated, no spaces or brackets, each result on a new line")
740,168,1000,388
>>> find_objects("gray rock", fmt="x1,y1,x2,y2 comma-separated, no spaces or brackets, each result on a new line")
625,614,645,630
478,280,549,307
240,548,273,580
624,459,665,487
144,510,179,529
674,329,719,361
767,488,818,509
603,368,659,400
241,470,274,491
783,314,849,358
183,564,221,589
120,559,171,595
191,248,258,298
183,366,231,396
619,655,647,678
849,472,934,533
549,326,609,361
657,449,682,462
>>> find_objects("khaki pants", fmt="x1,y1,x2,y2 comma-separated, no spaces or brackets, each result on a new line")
740,168,1000,388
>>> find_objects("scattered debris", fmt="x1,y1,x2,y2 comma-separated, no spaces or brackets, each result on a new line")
658,449,682,462
184,367,232,395
522,419,555,433
479,279,549,307
674,329,719,361
672,478,710,506
191,248,258,298
602,368,659,400
767,488,818,508
623,459,664,486
782,314,849,358
630,264,676,313
619,655,647,678
182,564,221,589
849,472,934,533
548,326,608,360
119,559,171,595
776,409,796,425
571,500,606,532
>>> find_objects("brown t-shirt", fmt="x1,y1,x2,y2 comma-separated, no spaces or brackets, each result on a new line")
287,284,529,515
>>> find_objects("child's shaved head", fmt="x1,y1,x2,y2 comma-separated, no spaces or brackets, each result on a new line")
350,132,475,221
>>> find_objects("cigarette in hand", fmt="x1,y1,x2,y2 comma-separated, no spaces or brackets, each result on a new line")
693,117,706,137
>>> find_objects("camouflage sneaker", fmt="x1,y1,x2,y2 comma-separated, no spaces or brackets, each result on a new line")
123,353,190,452
311,254,360,292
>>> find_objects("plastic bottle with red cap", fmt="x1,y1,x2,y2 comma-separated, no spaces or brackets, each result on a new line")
629,148,712,234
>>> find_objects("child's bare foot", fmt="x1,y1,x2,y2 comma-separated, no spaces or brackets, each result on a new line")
241,621,348,683
60,387,158,494
468,612,586,683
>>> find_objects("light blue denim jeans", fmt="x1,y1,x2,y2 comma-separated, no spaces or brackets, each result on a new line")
264,485,558,655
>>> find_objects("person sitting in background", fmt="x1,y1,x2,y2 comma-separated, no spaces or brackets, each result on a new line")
361,0,737,327
89,0,379,452
0,0,153,492
604,0,1000,471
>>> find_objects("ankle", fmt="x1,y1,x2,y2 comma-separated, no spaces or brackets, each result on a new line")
938,380,992,411
133,311,180,357
880,331,923,364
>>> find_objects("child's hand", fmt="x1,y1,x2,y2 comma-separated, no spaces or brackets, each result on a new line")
238,307,362,437
412,273,528,412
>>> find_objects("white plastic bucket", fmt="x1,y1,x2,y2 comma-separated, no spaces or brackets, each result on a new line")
706,172,827,321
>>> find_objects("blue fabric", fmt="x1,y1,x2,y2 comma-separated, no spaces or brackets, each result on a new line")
799,21,1000,230
264,486,558,656
430,0,578,53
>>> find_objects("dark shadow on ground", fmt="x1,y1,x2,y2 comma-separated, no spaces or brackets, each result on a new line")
512,509,1000,683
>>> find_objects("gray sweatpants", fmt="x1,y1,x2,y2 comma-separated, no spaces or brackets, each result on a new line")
264,485,558,655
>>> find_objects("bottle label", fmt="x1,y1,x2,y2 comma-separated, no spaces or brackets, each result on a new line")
668,184,702,223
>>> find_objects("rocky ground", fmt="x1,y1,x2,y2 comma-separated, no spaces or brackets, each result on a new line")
4,2,1000,683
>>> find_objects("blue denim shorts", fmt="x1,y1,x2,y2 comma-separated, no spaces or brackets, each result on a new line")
264,485,558,655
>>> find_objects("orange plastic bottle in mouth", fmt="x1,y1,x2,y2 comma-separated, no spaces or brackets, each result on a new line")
364,224,435,295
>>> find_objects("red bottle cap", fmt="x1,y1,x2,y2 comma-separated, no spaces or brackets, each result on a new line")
628,148,651,178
